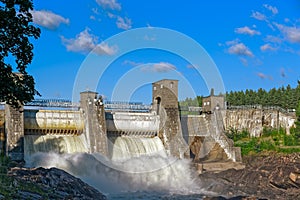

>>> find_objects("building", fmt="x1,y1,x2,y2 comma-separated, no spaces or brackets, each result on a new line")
202,89,225,113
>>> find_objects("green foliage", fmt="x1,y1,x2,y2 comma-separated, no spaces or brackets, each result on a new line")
236,139,277,155
277,147,300,154
0,154,49,199
179,96,203,107
0,0,41,108
295,101,300,131
225,127,249,142
179,96,203,115
235,139,258,155
232,128,300,156
226,81,300,109
259,140,276,151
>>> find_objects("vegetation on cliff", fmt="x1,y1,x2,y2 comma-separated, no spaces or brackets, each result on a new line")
226,128,300,156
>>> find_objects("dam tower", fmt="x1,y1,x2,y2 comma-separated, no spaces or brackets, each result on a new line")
152,79,189,158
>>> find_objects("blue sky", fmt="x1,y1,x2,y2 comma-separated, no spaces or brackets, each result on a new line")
27,0,300,103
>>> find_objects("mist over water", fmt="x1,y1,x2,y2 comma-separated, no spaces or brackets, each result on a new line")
25,136,209,198
26,152,202,193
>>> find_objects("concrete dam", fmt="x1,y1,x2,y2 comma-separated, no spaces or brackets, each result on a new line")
0,79,241,163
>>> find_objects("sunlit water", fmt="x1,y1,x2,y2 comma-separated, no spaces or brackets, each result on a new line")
25,136,215,199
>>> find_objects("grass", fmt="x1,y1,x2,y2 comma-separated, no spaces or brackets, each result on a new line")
226,127,300,156
0,154,49,199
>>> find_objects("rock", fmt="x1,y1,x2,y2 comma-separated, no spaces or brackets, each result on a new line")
7,167,107,200
289,172,300,184
199,152,300,200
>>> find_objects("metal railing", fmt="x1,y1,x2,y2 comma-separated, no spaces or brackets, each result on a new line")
104,101,152,112
25,99,79,108
227,105,295,114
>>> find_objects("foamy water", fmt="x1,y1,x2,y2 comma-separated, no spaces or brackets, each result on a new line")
26,152,204,194
24,135,213,198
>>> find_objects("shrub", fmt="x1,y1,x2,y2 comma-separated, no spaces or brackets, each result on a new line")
226,127,249,142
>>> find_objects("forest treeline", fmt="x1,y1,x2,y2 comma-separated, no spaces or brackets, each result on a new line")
179,81,300,110
226,81,300,109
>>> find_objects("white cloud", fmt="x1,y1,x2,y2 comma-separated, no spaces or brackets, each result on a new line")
141,62,176,73
264,35,282,43
116,16,132,30
61,28,117,55
31,10,69,30
122,60,143,66
263,4,278,15
275,23,300,44
235,26,261,36
92,8,99,15
257,72,273,80
123,61,176,73
226,39,239,46
239,57,248,66
284,18,290,23
107,12,116,18
96,0,121,10
251,11,267,21
260,43,278,52
227,42,254,57
257,72,267,79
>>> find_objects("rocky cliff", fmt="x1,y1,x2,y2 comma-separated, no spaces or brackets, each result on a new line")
225,108,296,136
1,167,106,199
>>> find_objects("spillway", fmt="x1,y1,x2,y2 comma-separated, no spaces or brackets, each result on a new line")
110,136,167,161
24,134,88,157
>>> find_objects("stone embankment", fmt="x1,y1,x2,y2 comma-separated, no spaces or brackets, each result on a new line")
225,108,296,137
200,153,300,200
2,167,106,199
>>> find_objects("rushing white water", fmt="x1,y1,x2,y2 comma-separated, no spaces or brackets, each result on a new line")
26,152,202,195
24,135,88,157
111,136,167,161
25,135,206,196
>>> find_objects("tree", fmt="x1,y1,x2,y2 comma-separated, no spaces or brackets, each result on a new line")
0,0,40,108
294,101,300,136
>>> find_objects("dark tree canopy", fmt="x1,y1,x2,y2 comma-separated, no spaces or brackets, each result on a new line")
0,0,40,108
226,81,300,110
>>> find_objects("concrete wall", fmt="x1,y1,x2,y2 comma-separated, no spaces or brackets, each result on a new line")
180,114,241,162
181,115,210,139
106,112,159,135
0,110,5,154
24,110,84,135
5,105,24,161
225,108,296,137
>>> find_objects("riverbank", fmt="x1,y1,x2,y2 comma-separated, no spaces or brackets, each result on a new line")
199,152,300,199
0,166,107,199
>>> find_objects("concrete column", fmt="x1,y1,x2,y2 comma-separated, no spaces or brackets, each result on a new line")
152,79,189,158
0,110,5,155
80,91,108,156
5,104,24,161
